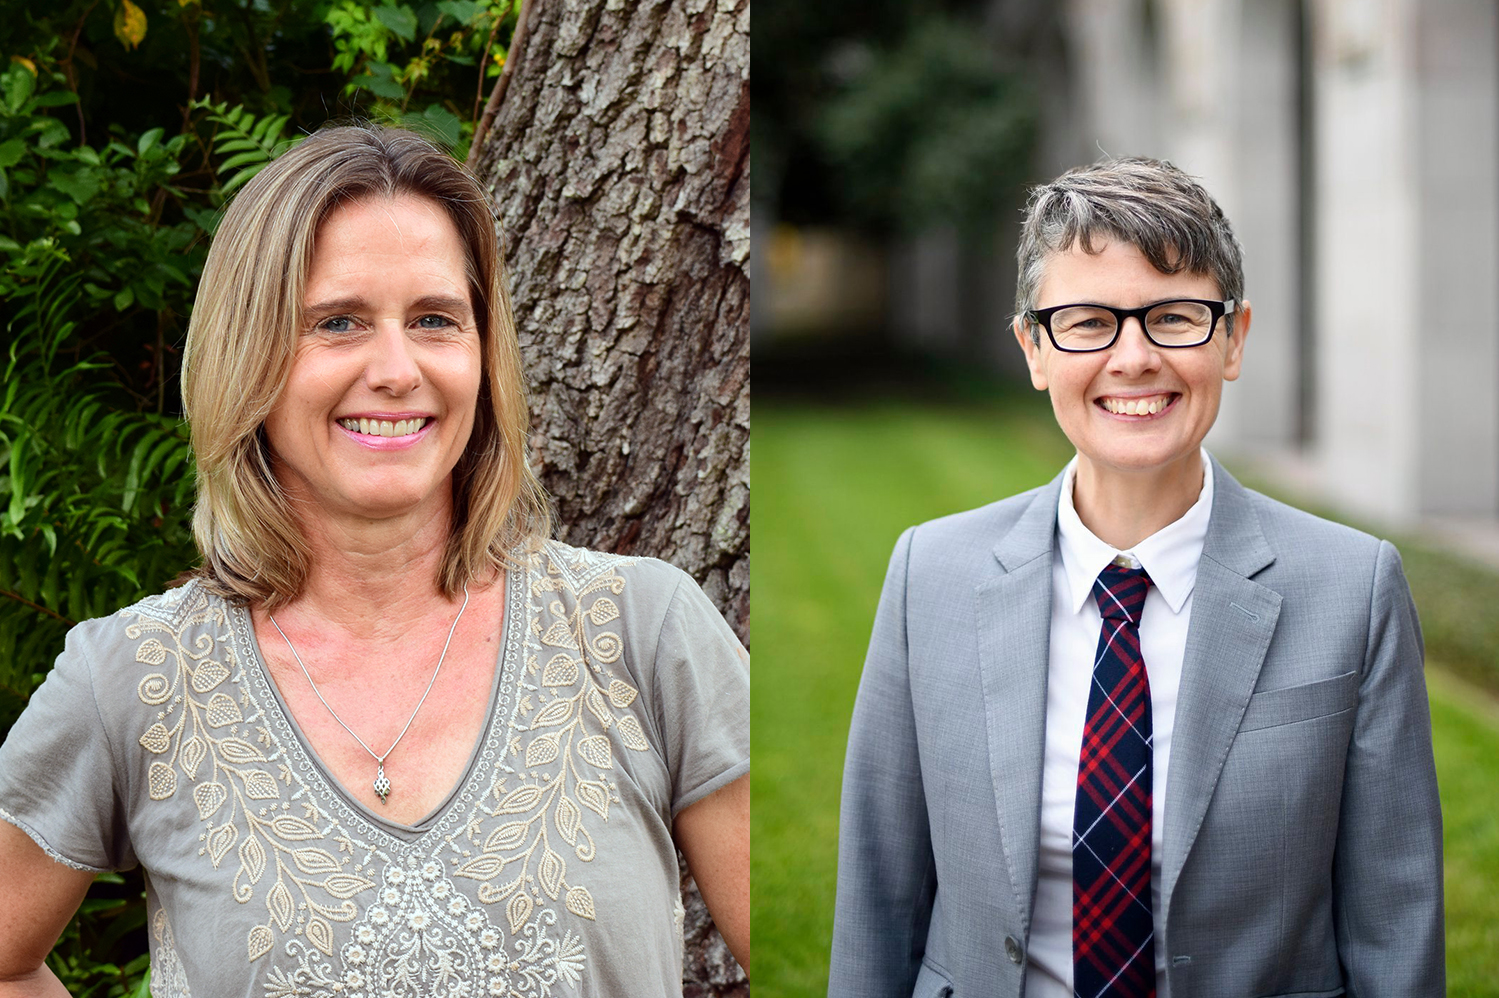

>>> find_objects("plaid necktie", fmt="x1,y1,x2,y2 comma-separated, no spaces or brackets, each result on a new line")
1073,563,1155,998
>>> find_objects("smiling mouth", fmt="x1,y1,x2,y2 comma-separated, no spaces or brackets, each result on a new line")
337,417,431,438
1096,393,1179,416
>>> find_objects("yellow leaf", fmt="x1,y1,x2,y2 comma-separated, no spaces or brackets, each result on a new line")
576,735,612,770
537,845,564,900
506,890,533,933
524,733,559,767
138,723,171,754
148,762,177,800
553,796,580,845
247,924,273,961
455,854,505,881
541,620,578,649
528,696,574,729
484,821,529,853
565,885,596,920
114,0,147,50
207,822,237,866
181,736,207,779
306,915,333,955
241,769,280,800
292,849,341,875
540,653,578,687
9,56,37,76
240,835,266,884
267,880,294,931
615,714,649,751
190,660,229,692
496,784,542,814
322,873,376,900
607,679,637,709
269,814,322,840
576,780,610,819
586,597,620,625
219,738,265,764
207,692,243,727
192,781,226,819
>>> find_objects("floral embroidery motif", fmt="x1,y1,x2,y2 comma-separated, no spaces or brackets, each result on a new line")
125,588,380,964
443,546,649,949
126,543,659,995
149,909,192,998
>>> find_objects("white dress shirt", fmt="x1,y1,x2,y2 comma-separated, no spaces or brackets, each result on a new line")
1022,451,1213,998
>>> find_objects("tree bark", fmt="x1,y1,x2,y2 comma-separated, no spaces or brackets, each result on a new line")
471,0,749,994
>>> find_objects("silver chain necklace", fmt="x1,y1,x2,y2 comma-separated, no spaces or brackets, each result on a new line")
268,585,470,804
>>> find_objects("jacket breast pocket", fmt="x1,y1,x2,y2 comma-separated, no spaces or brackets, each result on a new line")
912,959,954,998
1238,671,1359,732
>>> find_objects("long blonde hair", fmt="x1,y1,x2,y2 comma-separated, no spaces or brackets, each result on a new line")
182,125,550,607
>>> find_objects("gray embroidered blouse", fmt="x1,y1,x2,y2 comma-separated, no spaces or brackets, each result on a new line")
0,540,749,998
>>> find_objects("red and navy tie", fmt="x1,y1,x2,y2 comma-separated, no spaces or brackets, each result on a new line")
1073,563,1155,998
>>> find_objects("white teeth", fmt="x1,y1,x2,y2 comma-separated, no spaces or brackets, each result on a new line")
338,418,426,437
1101,395,1172,415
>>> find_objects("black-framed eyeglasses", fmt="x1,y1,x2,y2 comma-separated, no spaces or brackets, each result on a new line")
1025,298,1236,352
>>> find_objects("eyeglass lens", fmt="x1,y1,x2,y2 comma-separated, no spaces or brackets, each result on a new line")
1050,300,1215,350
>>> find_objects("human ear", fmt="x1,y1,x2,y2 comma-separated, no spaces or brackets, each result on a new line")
1222,299,1251,382
1013,316,1049,391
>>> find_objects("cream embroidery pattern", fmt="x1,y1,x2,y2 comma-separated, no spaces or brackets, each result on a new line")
126,543,660,997
127,587,381,962
441,545,650,946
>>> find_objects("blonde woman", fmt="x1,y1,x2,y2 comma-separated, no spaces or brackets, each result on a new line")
0,126,748,996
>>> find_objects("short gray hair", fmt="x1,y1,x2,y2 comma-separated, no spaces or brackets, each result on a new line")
1014,156,1245,343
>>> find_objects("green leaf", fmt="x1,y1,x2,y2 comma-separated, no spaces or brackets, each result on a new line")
32,91,79,109
216,150,270,174
137,128,164,157
352,62,406,100
113,287,134,312
3,66,35,115
374,4,419,40
0,139,27,169
436,0,481,24
219,164,265,197
47,167,100,205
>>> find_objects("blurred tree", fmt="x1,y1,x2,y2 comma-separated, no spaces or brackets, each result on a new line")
753,0,1058,234
470,0,749,994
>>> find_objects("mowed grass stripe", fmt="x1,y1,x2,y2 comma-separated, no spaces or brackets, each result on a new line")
753,398,1499,998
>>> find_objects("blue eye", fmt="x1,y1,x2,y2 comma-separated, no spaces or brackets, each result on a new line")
417,314,452,329
321,316,353,333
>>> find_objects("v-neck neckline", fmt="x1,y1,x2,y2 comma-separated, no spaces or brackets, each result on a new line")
231,561,526,843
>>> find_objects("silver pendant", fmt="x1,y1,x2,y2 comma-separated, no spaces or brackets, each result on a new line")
373,763,391,803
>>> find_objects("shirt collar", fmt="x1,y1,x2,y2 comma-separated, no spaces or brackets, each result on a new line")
1055,449,1214,616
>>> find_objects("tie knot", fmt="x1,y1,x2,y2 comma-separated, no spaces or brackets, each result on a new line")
1092,563,1151,625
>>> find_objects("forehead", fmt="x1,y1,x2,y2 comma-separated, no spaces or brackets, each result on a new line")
1035,237,1220,306
309,195,467,274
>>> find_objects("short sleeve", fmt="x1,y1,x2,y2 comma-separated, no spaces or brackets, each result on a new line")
0,619,135,872
650,574,749,817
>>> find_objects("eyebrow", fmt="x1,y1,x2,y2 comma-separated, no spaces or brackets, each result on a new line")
302,294,475,322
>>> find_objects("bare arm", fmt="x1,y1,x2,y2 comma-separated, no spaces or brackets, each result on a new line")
0,820,95,996
674,773,749,974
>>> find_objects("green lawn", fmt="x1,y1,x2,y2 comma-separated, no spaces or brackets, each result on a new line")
752,396,1499,998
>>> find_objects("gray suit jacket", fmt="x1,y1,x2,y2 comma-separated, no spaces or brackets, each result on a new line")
829,457,1443,998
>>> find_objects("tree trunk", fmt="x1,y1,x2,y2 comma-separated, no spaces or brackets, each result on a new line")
471,0,749,994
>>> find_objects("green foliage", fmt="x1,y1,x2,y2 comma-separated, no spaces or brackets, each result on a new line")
194,98,302,196
816,20,1037,236
327,0,520,155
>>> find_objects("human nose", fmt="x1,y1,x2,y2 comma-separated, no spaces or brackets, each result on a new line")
1106,316,1162,375
365,323,422,395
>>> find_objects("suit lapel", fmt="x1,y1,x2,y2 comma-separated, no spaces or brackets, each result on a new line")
1160,458,1283,921
975,473,1062,931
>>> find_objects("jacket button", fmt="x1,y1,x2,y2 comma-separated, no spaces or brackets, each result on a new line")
1005,935,1023,964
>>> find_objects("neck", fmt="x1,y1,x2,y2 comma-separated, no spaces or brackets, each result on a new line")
1071,451,1205,550
277,493,465,629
